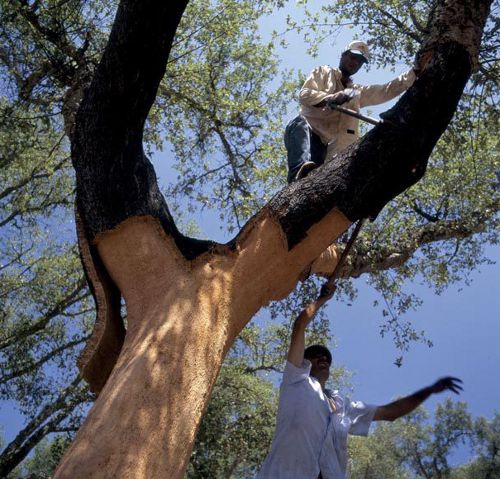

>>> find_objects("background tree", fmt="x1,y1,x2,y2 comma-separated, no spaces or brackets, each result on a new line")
348,400,500,479
7,436,72,479
0,100,92,476
460,413,500,479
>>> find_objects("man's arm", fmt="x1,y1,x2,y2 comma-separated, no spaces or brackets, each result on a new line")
358,68,417,108
287,287,334,367
373,377,463,421
299,66,331,107
299,66,351,108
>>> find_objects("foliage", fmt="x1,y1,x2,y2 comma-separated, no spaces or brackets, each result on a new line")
464,412,500,479
8,435,72,479
154,0,296,231
348,400,500,479
186,362,278,479
0,98,92,475
0,0,117,109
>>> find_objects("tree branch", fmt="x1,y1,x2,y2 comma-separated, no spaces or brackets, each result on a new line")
346,203,499,278
409,7,429,35
15,0,81,61
366,0,423,43
0,277,89,350
412,201,441,222
0,336,88,384
0,153,68,201
0,376,89,477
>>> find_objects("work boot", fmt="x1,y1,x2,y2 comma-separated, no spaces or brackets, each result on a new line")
295,161,318,181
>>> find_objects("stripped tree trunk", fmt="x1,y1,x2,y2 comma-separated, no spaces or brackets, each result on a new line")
54,0,492,477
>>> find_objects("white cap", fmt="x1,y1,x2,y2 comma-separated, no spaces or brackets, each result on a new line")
344,40,370,63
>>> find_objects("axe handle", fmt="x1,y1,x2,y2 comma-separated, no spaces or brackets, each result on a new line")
329,104,381,126
319,218,366,298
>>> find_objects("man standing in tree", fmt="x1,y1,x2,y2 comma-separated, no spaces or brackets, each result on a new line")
286,40,417,182
257,289,462,479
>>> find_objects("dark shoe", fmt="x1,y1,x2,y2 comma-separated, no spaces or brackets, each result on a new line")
295,161,318,181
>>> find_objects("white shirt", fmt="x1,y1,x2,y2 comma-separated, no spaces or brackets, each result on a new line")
257,360,376,479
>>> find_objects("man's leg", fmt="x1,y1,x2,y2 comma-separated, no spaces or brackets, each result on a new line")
310,129,327,167
284,115,315,183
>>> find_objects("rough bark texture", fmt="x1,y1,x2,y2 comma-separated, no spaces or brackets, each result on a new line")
417,0,490,71
72,0,211,259
57,0,493,477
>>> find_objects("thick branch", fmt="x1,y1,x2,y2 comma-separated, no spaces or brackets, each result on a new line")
266,34,488,249
72,0,213,259
346,210,497,278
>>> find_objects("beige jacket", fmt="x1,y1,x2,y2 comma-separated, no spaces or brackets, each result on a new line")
299,66,416,155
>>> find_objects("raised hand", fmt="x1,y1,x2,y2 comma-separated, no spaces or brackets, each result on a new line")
431,377,463,395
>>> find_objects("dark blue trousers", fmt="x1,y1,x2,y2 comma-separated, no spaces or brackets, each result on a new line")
284,115,327,183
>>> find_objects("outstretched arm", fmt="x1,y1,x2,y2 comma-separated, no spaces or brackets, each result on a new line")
373,377,463,421
358,68,416,108
287,287,335,367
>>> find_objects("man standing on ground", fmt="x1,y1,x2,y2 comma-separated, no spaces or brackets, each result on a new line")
257,289,462,479
286,40,417,182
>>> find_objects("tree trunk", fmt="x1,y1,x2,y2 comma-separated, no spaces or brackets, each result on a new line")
55,0,492,477
55,211,351,478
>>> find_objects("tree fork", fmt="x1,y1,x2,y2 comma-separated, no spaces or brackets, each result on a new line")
55,211,351,478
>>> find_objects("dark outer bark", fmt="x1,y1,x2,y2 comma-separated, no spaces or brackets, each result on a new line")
72,0,213,259
73,0,492,260
268,42,472,249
